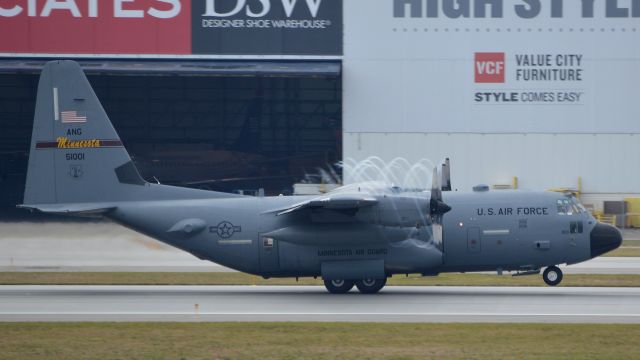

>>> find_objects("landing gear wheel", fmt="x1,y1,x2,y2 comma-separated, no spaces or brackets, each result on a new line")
323,279,355,294
543,266,563,286
355,277,387,294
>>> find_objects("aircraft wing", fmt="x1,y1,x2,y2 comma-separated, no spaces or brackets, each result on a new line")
273,194,378,216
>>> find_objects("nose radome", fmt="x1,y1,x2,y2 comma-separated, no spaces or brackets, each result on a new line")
590,223,623,258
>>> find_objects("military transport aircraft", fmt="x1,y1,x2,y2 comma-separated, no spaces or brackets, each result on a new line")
19,61,622,294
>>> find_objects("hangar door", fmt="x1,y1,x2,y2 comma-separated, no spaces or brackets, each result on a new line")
0,60,342,218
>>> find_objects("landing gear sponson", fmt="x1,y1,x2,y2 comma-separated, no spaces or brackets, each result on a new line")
323,277,387,294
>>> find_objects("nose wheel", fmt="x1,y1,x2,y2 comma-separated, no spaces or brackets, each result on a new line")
542,266,563,286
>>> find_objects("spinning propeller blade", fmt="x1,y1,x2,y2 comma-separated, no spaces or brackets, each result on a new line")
430,167,451,222
430,166,452,245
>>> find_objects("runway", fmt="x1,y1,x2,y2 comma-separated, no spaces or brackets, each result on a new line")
1,285,639,323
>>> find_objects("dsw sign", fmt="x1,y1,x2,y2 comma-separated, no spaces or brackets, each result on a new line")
203,0,323,18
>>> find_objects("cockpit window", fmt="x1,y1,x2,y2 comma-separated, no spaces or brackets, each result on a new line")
558,196,587,215
570,196,588,213
557,199,572,215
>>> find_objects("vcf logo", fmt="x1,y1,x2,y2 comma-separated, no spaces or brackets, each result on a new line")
475,52,505,83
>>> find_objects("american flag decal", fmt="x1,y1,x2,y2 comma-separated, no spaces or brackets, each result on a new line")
60,111,87,123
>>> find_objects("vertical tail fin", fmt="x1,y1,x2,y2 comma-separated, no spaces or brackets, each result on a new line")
22,60,242,212
22,60,146,207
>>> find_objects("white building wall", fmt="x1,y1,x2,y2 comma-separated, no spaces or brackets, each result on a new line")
342,0,640,202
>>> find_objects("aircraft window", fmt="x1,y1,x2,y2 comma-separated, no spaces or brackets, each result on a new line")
571,203,581,214
570,197,587,214
557,199,573,215
564,200,574,215
262,237,274,248
556,198,587,215
570,221,584,234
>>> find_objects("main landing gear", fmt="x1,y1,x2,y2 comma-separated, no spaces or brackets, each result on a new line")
323,279,354,294
323,277,387,294
542,265,563,286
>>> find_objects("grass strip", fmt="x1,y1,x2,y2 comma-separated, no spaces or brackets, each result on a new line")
604,246,640,257
1,272,639,287
0,322,639,360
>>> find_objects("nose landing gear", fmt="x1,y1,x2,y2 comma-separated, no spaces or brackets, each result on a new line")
542,266,563,286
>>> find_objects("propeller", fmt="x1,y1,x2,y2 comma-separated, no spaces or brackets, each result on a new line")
441,158,452,191
430,167,452,247
430,167,451,221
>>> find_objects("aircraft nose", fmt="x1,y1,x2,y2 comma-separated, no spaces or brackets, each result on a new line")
590,223,623,258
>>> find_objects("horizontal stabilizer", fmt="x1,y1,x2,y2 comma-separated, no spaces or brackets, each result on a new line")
17,203,115,215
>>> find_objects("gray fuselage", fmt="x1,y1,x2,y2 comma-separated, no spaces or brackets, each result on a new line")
106,187,602,278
